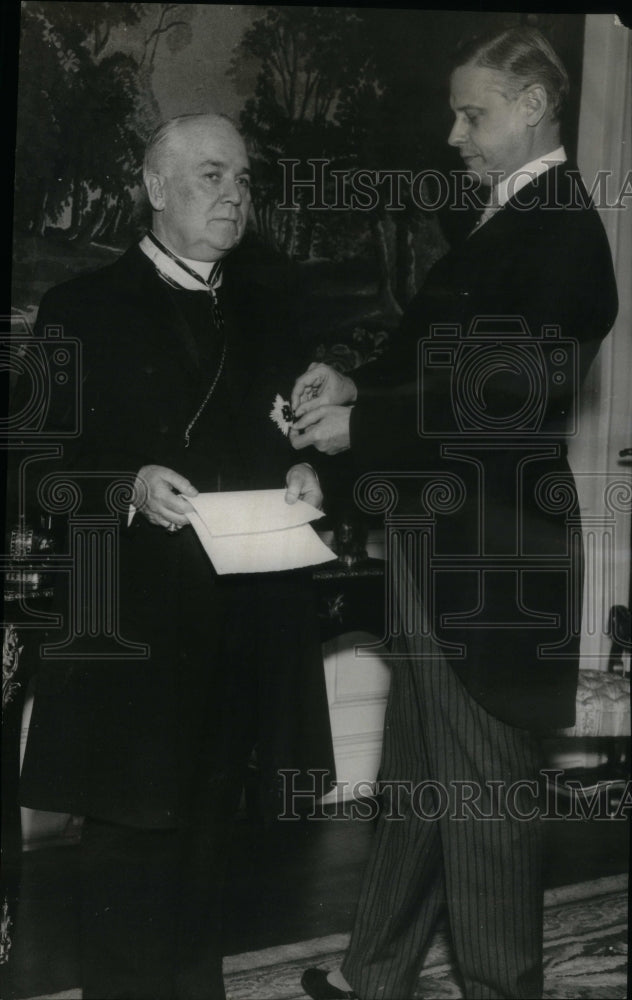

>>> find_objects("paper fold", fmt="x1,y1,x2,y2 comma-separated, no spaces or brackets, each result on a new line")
186,489,336,575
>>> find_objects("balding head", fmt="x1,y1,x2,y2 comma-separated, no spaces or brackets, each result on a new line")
144,113,242,177
143,113,251,261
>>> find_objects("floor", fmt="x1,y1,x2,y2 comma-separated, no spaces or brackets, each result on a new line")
2,798,629,999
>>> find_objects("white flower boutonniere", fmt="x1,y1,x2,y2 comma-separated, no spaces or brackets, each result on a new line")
270,394,295,436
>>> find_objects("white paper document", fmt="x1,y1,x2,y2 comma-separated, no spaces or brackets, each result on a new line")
186,490,337,575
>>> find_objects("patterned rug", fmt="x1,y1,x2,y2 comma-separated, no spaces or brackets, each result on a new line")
21,874,628,1000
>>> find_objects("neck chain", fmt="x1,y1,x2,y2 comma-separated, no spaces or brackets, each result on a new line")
184,342,227,448
146,230,224,292
145,232,228,447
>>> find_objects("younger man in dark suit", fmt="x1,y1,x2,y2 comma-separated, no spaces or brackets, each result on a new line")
292,28,618,1000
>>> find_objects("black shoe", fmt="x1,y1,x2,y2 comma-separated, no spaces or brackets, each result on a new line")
301,967,358,999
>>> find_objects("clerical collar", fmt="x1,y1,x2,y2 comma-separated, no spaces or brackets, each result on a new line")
139,232,224,291
489,146,567,209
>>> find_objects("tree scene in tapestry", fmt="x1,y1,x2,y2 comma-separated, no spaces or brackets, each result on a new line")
13,4,584,366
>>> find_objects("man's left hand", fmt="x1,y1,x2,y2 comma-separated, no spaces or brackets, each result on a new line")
285,463,323,509
289,406,351,455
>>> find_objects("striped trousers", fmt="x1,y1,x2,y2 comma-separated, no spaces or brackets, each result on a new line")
341,634,544,1000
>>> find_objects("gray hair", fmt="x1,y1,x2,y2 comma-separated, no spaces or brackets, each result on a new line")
143,112,239,175
453,27,569,121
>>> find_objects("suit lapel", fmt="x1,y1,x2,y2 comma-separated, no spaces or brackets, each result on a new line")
467,161,571,242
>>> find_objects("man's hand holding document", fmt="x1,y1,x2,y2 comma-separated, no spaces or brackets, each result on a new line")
186,490,336,574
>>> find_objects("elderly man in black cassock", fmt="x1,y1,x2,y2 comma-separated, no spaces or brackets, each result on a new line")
19,113,335,1000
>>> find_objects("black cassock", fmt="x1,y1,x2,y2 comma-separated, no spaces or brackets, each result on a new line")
18,243,335,998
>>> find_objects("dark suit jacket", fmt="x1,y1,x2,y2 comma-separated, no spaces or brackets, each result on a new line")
348,163,618,730
19,244,335,826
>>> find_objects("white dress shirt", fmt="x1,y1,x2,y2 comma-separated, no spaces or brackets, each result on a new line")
476,146,567,228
